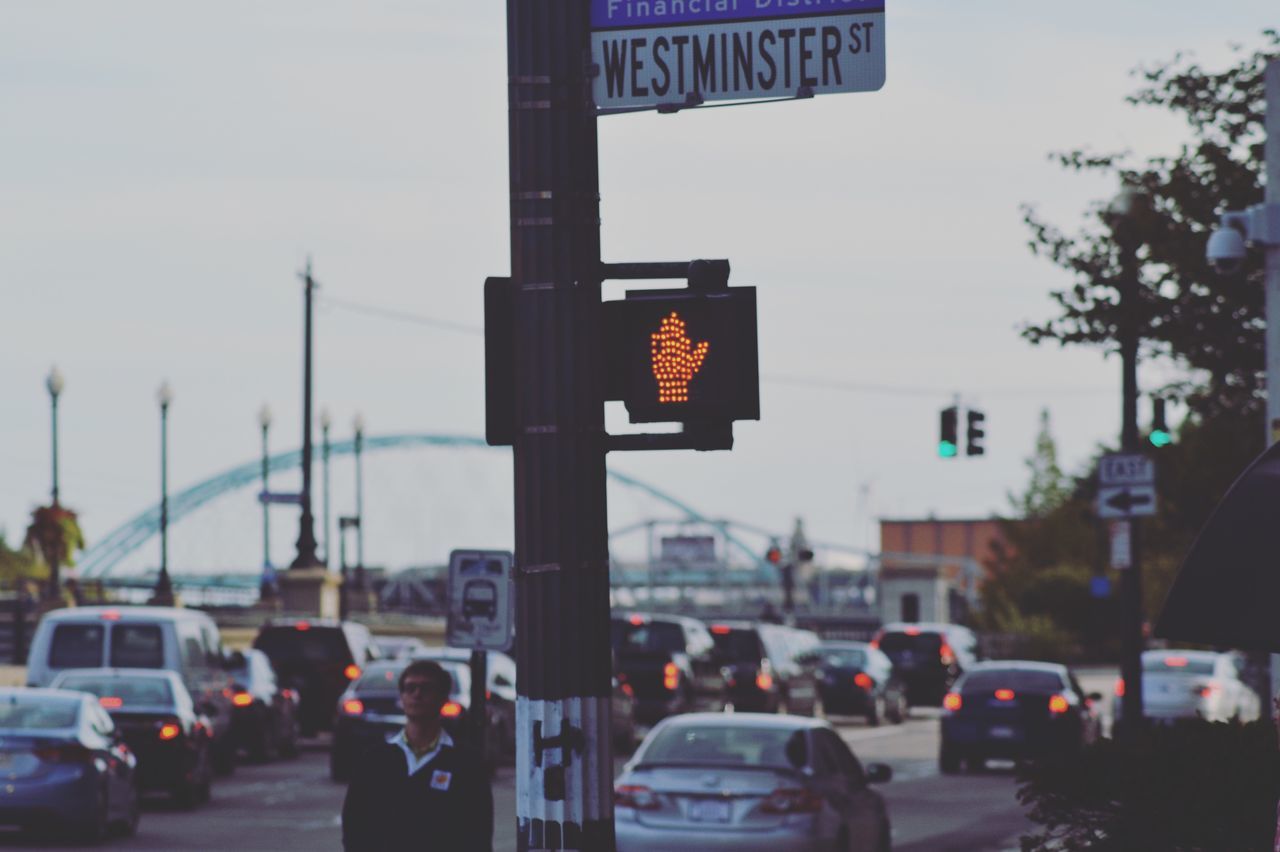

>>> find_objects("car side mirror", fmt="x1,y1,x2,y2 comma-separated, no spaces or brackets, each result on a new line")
865,762,892,784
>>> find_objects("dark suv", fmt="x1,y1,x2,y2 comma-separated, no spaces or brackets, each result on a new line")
610,613,728,724
709,621,822,715
252,620,380,736
872,622,980,707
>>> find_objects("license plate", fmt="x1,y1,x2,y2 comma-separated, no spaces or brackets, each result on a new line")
988,725,1017,739
688,799,731,823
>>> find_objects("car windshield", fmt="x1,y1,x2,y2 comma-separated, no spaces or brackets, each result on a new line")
642,723,808,768
710,628,763,663
255,627,353,665
612,620,685,654
57,675,174,706
354,662,468,697
819,647,869,668
1144,655,1215,676
960,670,1063,694
0,697,80,730
878,632,943,656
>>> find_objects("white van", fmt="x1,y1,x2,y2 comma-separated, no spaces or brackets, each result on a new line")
25,606,239,772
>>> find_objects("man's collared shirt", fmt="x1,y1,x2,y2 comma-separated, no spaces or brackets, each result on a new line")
388,728,454,777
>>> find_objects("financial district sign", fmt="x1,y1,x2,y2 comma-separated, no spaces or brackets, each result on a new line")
591,0,885,111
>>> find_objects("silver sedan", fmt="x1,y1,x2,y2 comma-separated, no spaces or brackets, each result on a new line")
1115,650,1263,724
615,713,892,852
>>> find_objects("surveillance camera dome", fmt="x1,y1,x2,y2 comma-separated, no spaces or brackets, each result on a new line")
1206,226,1247,275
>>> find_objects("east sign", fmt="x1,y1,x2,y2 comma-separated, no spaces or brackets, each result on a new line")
590,0,885,111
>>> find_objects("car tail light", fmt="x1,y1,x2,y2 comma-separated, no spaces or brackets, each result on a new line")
994,689,1015,702
342,699,365,716
710,624,731,635
344,664,362,680
943,692,962,712
441,701,463,718
232,692,253,708
1114,678,1125,697
281,688,297,702
615,784,661,810
939,642,956,666
1199,684,1221,699
854,673,874,690
34,743,95,764
295,621,311,631
629,615,645,626
99,696,123,709
158,723,181,741
869,632,882,650
755,669,773,691
761,787,824,814
663,662,680,691
1048,695,1069,715
1164,656,1188,668
621,683,634,698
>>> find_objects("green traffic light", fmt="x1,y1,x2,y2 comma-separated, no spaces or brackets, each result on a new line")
1149,430,1172,448
939,441,958,458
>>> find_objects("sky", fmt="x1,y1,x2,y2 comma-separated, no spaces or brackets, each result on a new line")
1,2,1274,578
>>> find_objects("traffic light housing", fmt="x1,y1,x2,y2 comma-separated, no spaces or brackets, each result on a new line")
1149,398,1171,448
939,406,958,458
967,409,986,456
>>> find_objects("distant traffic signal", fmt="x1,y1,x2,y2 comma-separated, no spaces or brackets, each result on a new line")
1149,398,1171,448
939,406,959,458
967,409,986,456
765,543,783,564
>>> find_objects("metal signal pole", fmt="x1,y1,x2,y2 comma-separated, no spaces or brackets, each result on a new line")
507,0,614,847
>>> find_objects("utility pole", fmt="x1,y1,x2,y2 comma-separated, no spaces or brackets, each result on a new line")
507,0,614,847
291,260,321,569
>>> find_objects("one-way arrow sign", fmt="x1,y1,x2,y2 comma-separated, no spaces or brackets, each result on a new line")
1098,485,1157,519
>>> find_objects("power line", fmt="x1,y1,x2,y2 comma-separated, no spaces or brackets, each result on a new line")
320,296,483,336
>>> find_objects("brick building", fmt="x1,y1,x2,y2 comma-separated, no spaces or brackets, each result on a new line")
877,517,1010,624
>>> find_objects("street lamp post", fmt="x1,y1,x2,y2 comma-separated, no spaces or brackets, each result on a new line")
152,381,176,606
1108,184,1148,736
320,407,332,567
290,261,321,569
338,516,358,621
44,367,65,600
352,413,365,590
258,405,276,600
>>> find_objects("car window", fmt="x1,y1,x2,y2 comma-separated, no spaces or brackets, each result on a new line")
88,705,116,739
255,627,354,665
685,624,713,656
819,647,869,669
59,674,174,707
878,632,943,656
49,624,105,669
710,628,764,663
642,724,808,768
1143,654,1215,676
201,625,224,668
960,669,1066,694
109,624,164,668
0,699,80,729
611,620,686,654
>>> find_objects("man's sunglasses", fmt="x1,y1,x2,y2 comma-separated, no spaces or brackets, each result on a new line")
400,681,444,696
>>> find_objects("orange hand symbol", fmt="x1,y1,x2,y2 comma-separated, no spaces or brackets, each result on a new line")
651,312,709,403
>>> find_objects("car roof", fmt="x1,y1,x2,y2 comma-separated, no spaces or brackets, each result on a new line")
53,667,183,682
653,712,832,732
613,612,697,626
0,687,93,703
879,622,970,634
963,660,1068,674
1143,649,1221,659
41,605,206,623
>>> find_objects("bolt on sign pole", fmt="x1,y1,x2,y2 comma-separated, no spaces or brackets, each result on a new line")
507,0,615,849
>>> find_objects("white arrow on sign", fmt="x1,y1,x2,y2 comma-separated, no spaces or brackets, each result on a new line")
1097,485,1157,519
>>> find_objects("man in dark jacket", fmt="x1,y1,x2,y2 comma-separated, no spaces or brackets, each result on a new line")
342,659,493,851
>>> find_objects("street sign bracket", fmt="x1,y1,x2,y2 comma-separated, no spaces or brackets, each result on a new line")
597,86,817,118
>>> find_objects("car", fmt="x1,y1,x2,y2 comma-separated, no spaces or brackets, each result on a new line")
614,713,893,852
611,613,728,724
371,635,430,660
227,648,300,762
26,605,239,773
708,621,821,715
939,660,1101,773
871,622,981,707
815,641,908,725
330,658,491,781
0,687,139,841
252,619,381,736
1114,649,1263,725
50,668,216,807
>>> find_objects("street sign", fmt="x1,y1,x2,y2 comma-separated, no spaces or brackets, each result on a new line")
257,491,302,505
590,0,886,111
1109,520,1132,569
1098,485,1157,519
1099,454,1155,487
446,549,514,651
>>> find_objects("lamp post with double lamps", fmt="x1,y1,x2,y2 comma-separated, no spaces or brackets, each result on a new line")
258,404,276,600
44,367,65,600
151,381,176,606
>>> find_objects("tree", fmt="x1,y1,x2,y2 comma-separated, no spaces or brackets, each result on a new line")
1013,409,1071,519
1021,31,1278,420
24,504,85,576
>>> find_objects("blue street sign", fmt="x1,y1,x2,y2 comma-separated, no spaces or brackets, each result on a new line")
257,491,302,506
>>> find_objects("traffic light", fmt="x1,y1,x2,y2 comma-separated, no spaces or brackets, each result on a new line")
967,409,986,456
1149,398,1172,448
939,406,959,458
765,543,783,565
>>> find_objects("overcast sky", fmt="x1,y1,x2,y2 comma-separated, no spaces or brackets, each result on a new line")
1,2,1273,577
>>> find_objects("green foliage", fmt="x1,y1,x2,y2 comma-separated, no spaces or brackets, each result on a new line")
1021,31,1278,419
0,532,45,586
24,505,86,570
1018,720,1280,851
